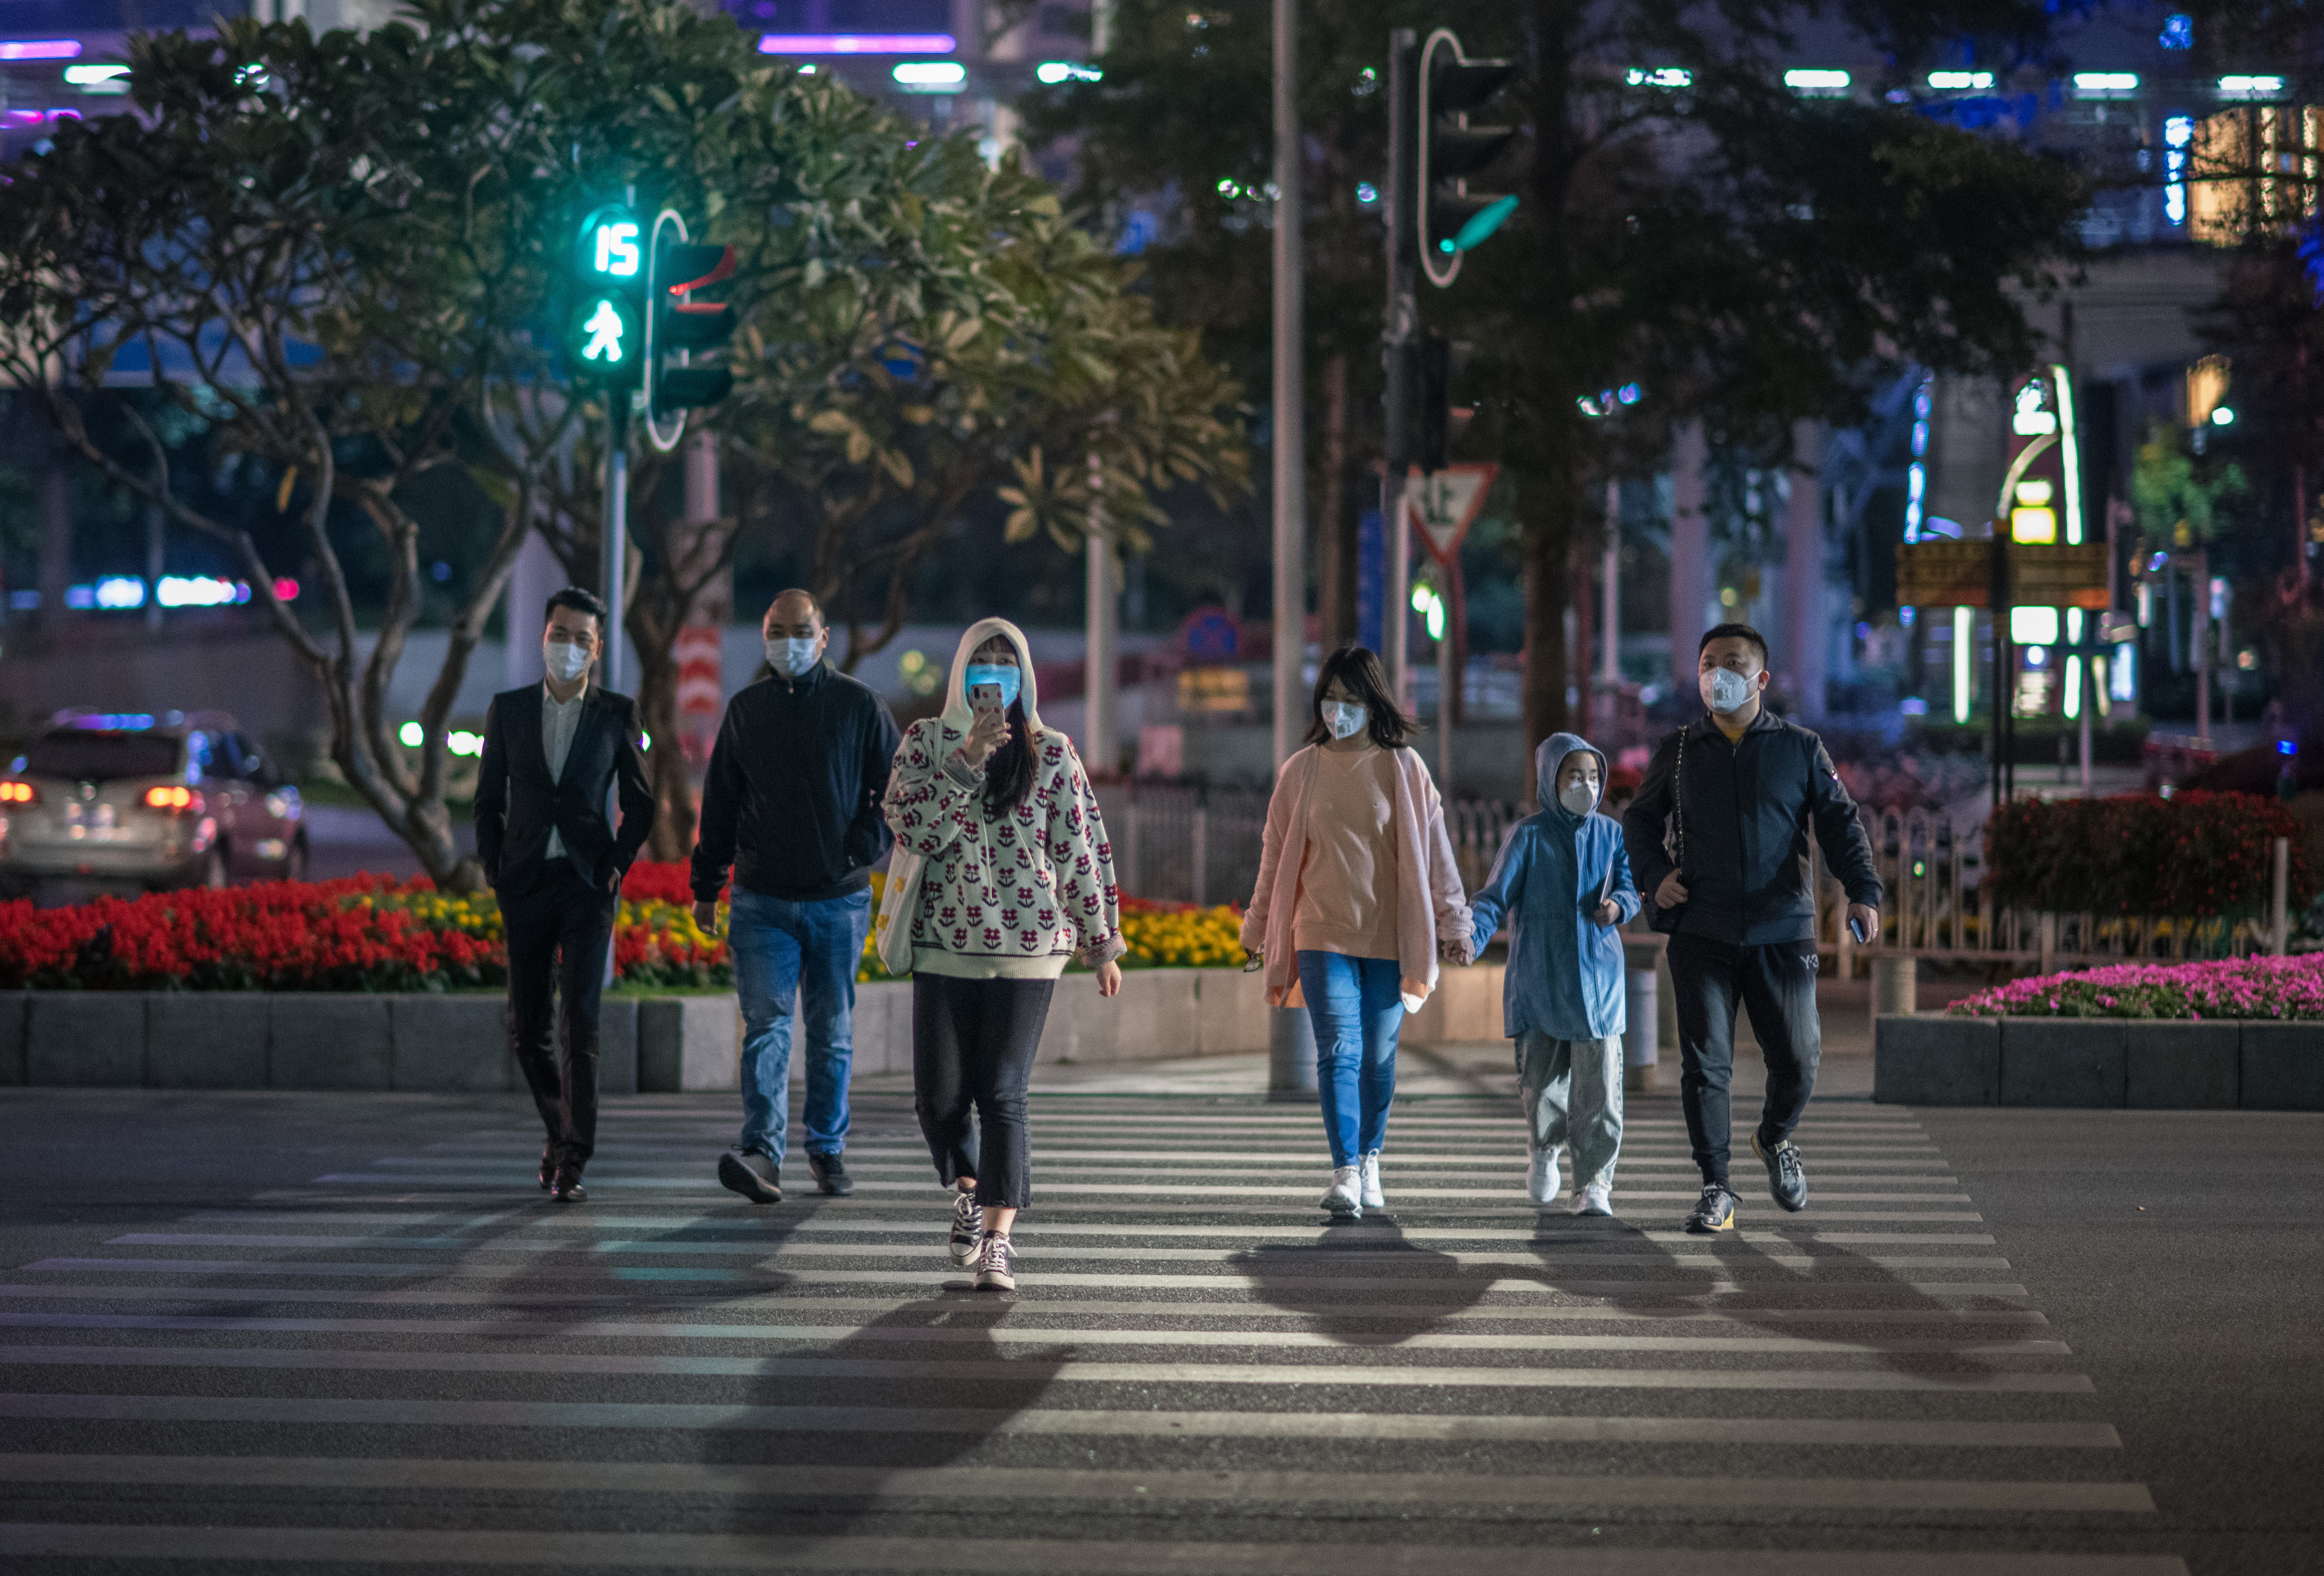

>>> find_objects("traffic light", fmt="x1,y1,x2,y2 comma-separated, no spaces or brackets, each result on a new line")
1417,330,1473,474
567,203,646,387
647,234,737,421
1416,29,1517,288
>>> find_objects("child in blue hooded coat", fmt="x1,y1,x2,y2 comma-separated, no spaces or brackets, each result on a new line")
1467,733,1641,1214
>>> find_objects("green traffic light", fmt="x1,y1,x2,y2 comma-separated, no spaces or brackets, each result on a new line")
1451,195,1519,253
581,299,627,363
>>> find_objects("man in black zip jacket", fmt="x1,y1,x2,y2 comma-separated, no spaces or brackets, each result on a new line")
691,590,901,1204
1621,623,1882,1235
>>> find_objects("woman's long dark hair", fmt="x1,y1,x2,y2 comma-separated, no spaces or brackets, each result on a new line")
1303,644,1415,750
982,699,1036,814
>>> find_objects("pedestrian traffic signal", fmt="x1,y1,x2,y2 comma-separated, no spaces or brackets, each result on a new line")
565,292,643,387
1416,28,1517,288
647,233,737,424
568,202,646,389
1417,330,1473,474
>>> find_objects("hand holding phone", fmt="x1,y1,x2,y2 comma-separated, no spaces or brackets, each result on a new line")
956,693,1010,771
1846,904,1877,944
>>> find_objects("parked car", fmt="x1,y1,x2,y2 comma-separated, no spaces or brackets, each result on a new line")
0,710,306,900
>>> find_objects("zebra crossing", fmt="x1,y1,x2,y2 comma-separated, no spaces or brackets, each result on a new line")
0,1091,2185,1573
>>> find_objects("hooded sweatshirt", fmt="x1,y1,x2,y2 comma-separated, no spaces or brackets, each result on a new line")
1465,732,1641,1042
880,618,1127,979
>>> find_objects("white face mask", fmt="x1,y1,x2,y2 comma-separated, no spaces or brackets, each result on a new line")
544,638,591,684
1558,778,1598,815
766,636,821,678
1700,666,1755,714
1321,701,1368,742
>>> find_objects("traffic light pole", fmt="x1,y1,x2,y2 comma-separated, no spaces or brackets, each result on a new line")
602,398,629,695
1269,0,1306,772
1380,27,1418,711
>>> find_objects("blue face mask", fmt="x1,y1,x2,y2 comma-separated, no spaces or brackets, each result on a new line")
963,662,1021,713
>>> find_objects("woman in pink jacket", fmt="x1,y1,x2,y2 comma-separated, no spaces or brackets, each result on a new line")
1240,646,1473,1219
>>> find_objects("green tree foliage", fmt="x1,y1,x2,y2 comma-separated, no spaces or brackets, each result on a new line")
0,0,1246,870
2131,426,2247,550
1028,0,2090,748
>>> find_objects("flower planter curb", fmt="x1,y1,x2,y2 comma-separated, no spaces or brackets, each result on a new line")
1876,1013,2322,1109
8,963,1507,1094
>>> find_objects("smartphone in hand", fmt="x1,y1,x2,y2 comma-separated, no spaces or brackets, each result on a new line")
1848,915,1873,944
968,681,1003,711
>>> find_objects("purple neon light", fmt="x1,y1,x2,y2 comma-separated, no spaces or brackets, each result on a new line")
0,40,83,60
758,33,956,55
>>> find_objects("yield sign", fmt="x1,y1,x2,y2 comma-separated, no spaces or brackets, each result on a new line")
1403,463,1498,567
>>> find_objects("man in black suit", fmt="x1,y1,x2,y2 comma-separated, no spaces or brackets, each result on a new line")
475,587,656,1202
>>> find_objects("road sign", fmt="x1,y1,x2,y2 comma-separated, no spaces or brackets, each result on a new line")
1403,463,1498,565
1895,539,2108,608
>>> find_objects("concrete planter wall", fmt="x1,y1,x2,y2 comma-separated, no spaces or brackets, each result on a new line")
1,964,1511,1094
1874,1013,2324,1109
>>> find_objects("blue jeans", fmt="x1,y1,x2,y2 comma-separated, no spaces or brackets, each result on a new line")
730,886,873,1167
1297,951,1406,1167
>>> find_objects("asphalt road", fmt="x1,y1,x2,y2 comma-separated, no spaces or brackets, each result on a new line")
0,1070,2314,1574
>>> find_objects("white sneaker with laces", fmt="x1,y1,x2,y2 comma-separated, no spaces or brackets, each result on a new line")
1572,1183,1613,1217
972,1231,1016,1291
1322,1166,1363,1219
1358,1151,1386,1210
948,1186,984,1266
1527,1147,1563,1205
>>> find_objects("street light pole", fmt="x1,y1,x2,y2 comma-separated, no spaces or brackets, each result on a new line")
1270,0,1306,769
602,400,628,694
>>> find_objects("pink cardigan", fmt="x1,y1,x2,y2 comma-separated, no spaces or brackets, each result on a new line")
1238,743,1472,1009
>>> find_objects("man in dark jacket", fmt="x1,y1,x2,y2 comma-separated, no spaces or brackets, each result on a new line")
475,586,657,1202
691,589,901,1203
1622,623,1882,1235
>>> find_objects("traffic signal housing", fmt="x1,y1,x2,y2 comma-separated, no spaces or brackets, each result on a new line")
1418,330,1474,474
1416,29,1517,288
647,233,737,424
566,202,645,388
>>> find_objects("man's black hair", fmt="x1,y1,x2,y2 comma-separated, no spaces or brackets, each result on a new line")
1698,622,1769,669
545,586,608,628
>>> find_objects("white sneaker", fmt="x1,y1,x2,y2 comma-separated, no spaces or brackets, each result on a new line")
971,1231,1016,1291
1359,1151,1386,1210
1527,1147,1563,1205
1572,1183,1613,1217
1322,1166,1363,1219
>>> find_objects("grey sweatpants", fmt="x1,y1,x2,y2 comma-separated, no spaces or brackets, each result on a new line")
1516,1031,1624,1194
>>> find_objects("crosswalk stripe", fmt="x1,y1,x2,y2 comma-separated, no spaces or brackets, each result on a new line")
187,1206,1994,1225
310,1174,1977,1199
107,1227,2001,1247
34,1245,2020,1269
0,1277,2040,1303
232,1196,1986,1219
0,1525,2188,1571
0,1455,2152,1512
0,1313,2072,1355
0,1393,2125,1446
0,1298,2052,1324
0,1344,2095,1391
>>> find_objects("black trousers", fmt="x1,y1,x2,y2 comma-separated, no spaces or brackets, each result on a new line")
912,975,1055,1210
501,864,617,1166
1666,932,1822,1187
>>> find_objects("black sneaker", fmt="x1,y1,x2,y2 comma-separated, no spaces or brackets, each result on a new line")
717,1151,782,1205
1752,1133,1809,1213
807,1152,853,1197
1683,1184,1737,1234
550,1162,587,1204
948,1186,984,1266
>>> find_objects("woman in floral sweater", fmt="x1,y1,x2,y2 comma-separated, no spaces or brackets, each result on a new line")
880,617,1125,1290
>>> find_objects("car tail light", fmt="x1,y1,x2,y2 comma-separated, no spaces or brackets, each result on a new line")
0,781,34,805
144,786,203,813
